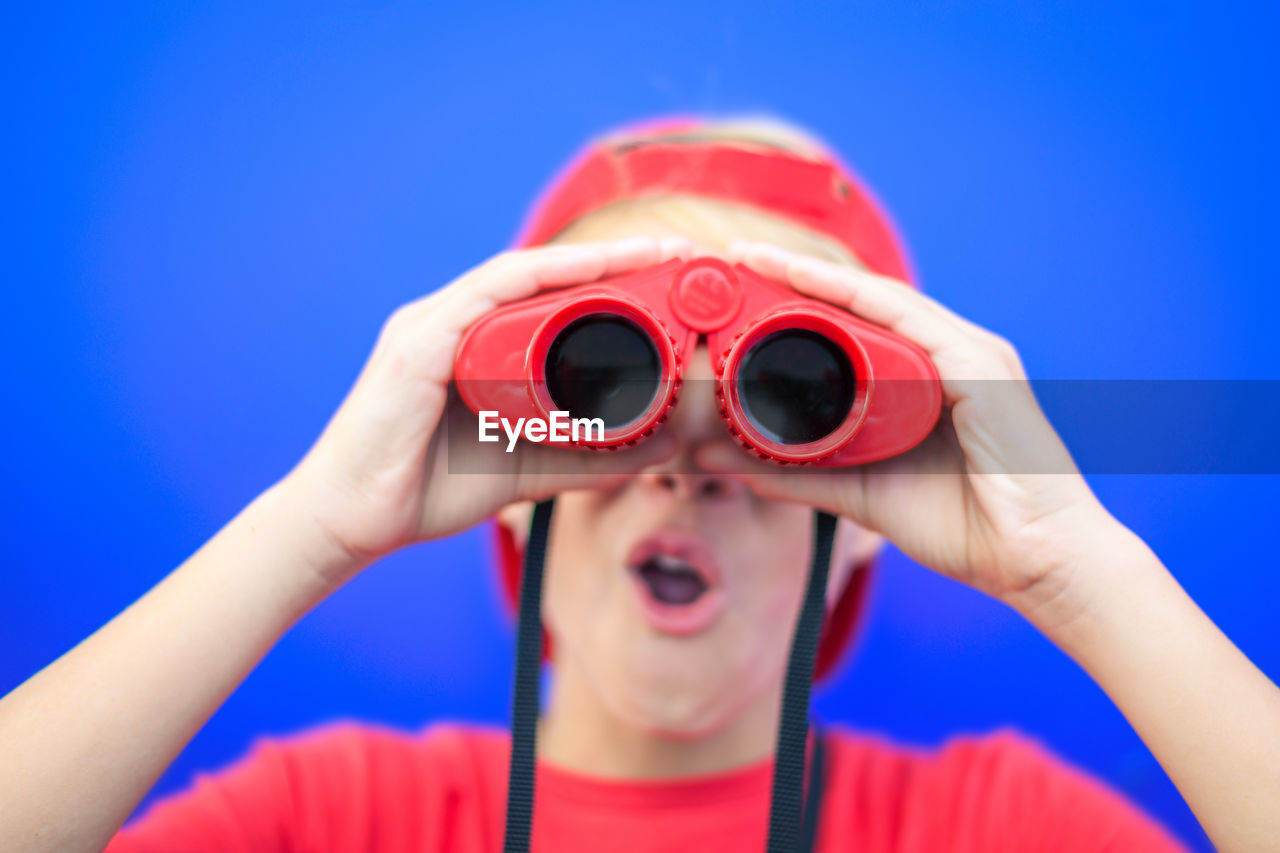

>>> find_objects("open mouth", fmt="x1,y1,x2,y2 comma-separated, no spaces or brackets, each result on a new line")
635,554,709,605
625,531,726,636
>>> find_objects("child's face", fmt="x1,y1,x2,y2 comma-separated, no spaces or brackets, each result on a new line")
522,344,881,736
499,216,882,737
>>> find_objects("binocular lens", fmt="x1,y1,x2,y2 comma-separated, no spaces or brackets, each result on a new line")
738,330,856,445
545,314,660,429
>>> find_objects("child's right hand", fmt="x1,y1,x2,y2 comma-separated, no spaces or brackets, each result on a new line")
282,236,688,587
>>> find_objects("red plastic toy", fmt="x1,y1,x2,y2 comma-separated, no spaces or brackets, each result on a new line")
455,255,941,466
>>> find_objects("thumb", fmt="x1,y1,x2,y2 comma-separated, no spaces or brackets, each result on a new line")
695,440,853,517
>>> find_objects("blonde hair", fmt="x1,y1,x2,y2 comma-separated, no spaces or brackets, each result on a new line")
550,117,864,268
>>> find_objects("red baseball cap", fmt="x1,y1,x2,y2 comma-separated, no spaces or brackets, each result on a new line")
493,115,915,681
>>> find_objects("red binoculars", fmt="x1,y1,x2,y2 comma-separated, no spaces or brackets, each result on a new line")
455,257,942,465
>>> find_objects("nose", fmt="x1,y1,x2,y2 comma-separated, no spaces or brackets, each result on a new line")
638,467,743,501
635,342,747,501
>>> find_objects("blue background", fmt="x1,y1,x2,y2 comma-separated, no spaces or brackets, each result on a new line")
3,3,1277,849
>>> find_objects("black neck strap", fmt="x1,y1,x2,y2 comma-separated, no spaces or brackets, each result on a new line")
502,498,555,853
503,500,836,853
767,510,837,852
800,722,829,853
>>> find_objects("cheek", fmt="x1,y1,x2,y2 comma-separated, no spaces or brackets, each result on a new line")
722,507,816,633
539,493,629,653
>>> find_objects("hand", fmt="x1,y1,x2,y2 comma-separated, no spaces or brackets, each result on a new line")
697,241,1126,623
284,236,688,585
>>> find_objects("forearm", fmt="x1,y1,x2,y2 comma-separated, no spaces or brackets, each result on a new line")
1027,519,1280,851
0,479,355,853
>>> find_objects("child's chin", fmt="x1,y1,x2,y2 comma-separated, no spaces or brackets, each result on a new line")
627,705,728,741
605,673,730,739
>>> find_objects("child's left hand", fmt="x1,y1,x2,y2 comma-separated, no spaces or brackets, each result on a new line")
698,241,1128,627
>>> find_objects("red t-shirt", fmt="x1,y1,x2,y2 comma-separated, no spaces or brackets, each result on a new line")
106,723,1186,852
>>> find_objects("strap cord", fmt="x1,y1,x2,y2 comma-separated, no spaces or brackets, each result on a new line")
800,723,828,853
502,498,555,853
767,510,838,853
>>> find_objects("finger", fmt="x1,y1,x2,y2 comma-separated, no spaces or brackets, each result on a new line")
430,236,692,336
557,233,694,266
657,235,697,262
694,425,969,524
370,237,695,407
692,440,855,519
735,241,968,354
478,236,686,303
736,242,1031,395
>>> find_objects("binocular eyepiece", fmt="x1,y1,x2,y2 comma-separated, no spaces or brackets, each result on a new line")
456,257,941,466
